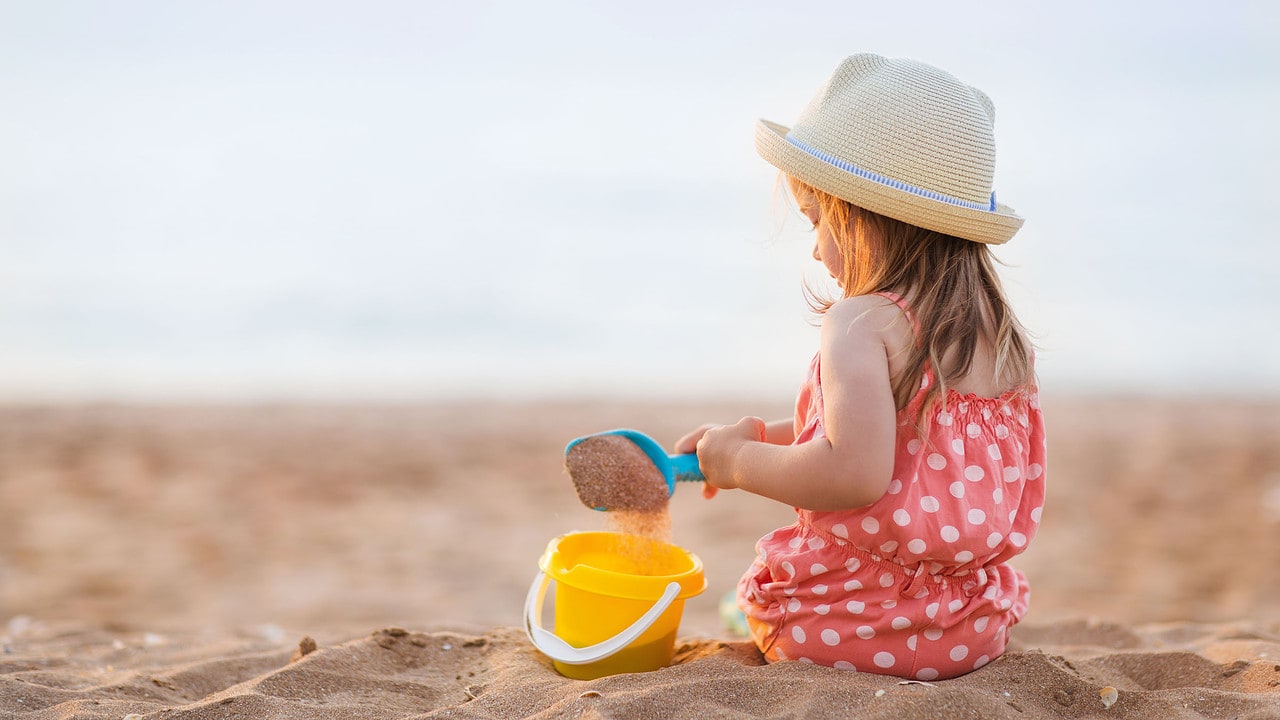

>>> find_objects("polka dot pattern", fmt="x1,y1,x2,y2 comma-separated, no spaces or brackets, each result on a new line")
738,292,1047,680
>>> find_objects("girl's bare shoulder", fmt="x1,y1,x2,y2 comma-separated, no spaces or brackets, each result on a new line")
823,294,908,333
823,295,915,377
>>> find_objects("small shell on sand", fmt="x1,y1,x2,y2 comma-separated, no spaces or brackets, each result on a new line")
1099,686,1119,708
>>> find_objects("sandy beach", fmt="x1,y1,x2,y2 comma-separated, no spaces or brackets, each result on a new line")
2,396,1279,718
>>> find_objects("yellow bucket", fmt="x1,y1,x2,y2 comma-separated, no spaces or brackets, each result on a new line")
524,531,706,679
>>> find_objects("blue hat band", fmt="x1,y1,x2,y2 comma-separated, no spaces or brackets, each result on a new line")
786,134,998,213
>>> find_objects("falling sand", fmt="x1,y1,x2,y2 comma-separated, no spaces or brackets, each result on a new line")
564,434,674,573
604,510,674,575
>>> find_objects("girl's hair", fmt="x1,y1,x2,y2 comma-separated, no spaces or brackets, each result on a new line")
789,176,1036,418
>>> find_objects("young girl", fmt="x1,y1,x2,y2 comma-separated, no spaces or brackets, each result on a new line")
676,53,1046,681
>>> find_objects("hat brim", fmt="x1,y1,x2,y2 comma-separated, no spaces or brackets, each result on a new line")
755,119,1024,245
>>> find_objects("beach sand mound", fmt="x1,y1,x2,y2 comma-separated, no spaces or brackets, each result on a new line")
3,619,1278,719
2,399,1280,718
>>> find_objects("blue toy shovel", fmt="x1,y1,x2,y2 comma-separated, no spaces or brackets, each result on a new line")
564,429,703,511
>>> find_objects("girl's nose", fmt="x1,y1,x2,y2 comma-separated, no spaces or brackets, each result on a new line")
812,242,822,262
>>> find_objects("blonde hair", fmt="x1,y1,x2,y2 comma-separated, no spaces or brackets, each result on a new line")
788,176,1035,418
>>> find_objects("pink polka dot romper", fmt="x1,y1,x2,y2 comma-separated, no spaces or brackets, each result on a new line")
737,293,1047,680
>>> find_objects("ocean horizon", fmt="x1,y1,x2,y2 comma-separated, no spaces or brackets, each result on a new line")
2,1,1277,403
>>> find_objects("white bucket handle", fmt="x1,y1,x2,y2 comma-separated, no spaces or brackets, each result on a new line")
523,571,681,665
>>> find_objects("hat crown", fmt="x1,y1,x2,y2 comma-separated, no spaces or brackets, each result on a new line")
788,54,997,207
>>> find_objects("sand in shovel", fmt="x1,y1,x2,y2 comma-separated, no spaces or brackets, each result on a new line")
564,435,673,572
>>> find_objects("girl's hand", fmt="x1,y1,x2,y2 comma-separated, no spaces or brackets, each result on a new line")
674,425,716,455
695,417,767,499
676,424,725,499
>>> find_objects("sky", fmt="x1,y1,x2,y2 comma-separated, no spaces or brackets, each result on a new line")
1,1,1277,401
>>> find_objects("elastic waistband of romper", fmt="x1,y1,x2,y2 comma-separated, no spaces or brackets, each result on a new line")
803,522,995,599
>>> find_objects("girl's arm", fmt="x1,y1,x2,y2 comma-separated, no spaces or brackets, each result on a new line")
761,418,795,445
675,417,794,500
696,295,898,511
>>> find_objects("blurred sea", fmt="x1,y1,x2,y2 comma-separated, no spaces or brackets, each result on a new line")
1,1,1277,402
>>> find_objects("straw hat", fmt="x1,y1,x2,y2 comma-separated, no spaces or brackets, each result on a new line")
755,53,1023,244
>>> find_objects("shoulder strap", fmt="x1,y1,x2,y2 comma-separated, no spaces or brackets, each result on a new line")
874,290,906,309
873,291,936,397
873,291,920,334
